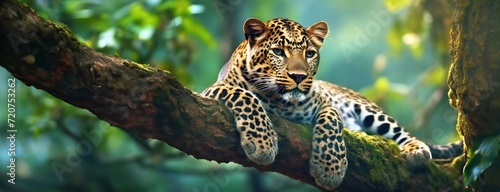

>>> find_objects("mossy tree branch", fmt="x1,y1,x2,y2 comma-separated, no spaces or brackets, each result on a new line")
0,0,462,191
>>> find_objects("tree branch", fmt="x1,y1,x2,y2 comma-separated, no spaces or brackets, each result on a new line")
0,0,463,191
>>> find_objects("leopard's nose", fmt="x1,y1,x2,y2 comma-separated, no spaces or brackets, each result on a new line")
288,72,307,84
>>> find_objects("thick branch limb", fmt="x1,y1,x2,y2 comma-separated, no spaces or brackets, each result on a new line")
0,1,462,191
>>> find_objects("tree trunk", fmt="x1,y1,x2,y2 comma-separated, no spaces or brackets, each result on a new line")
448,0,500,191
0,0,463,191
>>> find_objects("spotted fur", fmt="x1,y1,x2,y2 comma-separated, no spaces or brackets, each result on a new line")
201,18,463,190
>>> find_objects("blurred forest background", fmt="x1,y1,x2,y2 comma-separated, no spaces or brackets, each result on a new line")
0,0,461,191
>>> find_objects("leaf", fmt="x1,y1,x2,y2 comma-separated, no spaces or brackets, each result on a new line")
387,19,404,56
463,135,500,186
405,6,424,34
119,3,159,27
360,77,391,102
425,65,446,87
383,0,411,12
181,18,216,48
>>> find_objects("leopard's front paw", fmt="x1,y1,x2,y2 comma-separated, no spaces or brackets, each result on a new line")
401,139,432,168
240,129,278,165
309,149,348,190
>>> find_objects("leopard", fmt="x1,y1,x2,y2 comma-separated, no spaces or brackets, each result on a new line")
201,18,463,190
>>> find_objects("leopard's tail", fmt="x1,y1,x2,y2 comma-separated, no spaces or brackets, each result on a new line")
427,140,464,159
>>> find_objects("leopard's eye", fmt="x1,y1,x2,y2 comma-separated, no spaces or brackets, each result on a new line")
305,50,316,58
273,48,285,57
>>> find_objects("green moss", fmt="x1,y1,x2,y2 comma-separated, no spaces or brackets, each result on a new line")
344,130,464,191
22,54,35,65
425,163,463,191
45,20,84,49
123,60,150,71
427,164,446,187
295,123,312,143
123,60,155,77
269,115,312,144
451,156,465,171
344,130,410,190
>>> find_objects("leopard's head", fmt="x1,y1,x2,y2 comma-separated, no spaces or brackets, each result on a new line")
242,18,328,102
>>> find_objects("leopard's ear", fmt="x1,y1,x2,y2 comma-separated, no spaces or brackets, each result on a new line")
307,21,328,47
244,18,268,47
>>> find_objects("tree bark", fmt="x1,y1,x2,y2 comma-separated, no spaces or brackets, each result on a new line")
0,0,463,191
448,0,500,191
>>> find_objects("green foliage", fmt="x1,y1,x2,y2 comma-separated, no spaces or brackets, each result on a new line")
463,135,500,186
22,0,215,87
383,0,411,12
424,65,447,87
386,5,426,58
387,19,404,56
361,77,406,105
157,0,216,48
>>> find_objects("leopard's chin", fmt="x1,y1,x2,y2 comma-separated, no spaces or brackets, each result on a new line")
281,89,307,103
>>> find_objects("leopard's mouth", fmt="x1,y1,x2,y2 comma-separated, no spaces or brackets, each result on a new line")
287,88,304,96
280,88,307,102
